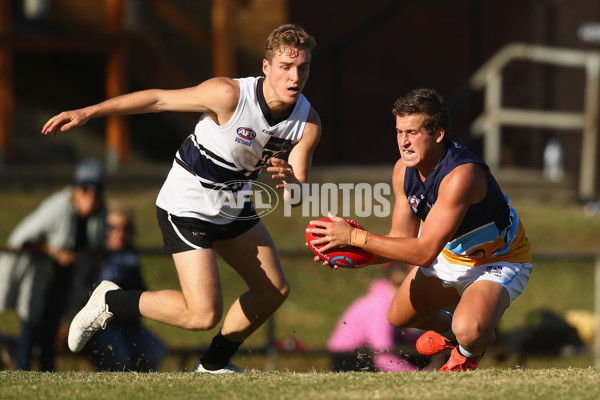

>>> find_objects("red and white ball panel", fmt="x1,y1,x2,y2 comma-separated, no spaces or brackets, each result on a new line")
305,217,376,269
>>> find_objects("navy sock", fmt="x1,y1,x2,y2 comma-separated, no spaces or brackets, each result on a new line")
440,310,456,341
105,289,142,317
201,333,242,370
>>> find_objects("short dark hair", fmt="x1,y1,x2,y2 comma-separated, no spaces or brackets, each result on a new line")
392,88,451,141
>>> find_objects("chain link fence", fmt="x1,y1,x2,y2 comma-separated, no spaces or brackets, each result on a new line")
1,248,598,372
136,250,600,371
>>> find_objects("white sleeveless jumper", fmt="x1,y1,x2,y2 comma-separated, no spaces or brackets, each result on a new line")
156,77,311,224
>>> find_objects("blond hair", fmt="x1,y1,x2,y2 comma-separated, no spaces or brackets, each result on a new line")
264,24,316,62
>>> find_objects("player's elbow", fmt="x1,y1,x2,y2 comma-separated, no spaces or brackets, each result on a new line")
414,248,440,268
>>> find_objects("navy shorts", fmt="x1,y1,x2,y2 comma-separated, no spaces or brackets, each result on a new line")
156,203,260,253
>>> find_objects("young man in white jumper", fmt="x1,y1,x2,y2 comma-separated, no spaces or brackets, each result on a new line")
43,24,321,373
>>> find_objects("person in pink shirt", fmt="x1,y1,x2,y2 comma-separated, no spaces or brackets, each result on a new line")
328,262,426,372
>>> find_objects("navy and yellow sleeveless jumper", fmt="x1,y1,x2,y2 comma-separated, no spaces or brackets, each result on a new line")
403,142,531,267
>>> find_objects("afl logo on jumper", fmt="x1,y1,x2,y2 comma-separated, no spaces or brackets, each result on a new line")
408,195,420,212
235,127,256,146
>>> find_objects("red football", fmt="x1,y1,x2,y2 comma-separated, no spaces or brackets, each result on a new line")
305,217,377,269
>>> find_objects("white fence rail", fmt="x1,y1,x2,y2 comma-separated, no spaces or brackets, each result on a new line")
469,43,600,201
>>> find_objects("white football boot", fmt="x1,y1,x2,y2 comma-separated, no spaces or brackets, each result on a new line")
193,359,243,374
68,280,121,352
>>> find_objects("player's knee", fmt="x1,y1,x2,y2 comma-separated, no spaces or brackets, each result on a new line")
452,318,494,348
278,281,291,300
184,310,222,331
270,281,291,305
386,307,410,328
259,281,290,308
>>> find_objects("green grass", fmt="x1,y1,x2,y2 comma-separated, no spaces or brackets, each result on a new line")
2,368,600,400
1,186,600,373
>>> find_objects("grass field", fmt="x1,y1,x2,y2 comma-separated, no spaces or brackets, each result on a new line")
2,368,600,400
1,180,600,376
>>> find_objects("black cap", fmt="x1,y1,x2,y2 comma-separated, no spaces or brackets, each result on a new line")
73,158,104,191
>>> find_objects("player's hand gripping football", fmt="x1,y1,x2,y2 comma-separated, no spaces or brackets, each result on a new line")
306,213,354,257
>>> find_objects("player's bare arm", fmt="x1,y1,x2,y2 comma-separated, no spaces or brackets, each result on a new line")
309,162,488,266
368,162,488,265
305,158,417,267
306,158,417,255
364,158,422,266
387,158,422,238
267,107,321,189
41,77,240,136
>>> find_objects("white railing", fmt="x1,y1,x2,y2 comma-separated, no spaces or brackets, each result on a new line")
469,43,600,201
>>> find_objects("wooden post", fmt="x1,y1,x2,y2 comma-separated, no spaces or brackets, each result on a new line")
211,0,236,77
105,0,129,171
0,1,13,165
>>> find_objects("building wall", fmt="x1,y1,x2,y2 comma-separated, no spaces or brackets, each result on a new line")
290,0,600,181
8,0,600,187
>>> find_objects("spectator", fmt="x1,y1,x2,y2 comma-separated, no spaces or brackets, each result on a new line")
0,158,107,371
328,262,427,372
84,201,167,372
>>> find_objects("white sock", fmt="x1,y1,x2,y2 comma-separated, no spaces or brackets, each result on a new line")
458,345,480,358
